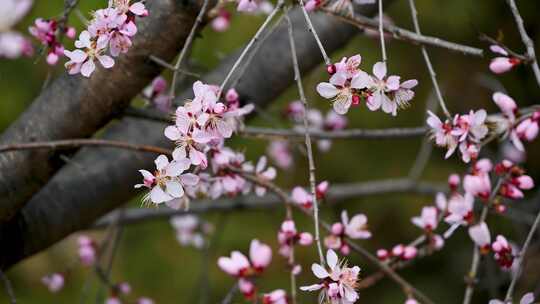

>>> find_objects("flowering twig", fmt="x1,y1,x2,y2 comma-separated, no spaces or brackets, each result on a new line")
287,12,325,266
320,7,484,57
478,34,530,62
0,139,172,156
0,270,16,304
463,177,505,304
378,0,387,62
407,0,451,119
219,0,285,94
169,0,209,99
504,207,540,302
297,0,331,65
506,0,540,88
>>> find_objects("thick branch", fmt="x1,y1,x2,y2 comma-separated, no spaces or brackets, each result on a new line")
0,6,375,269
0,0,213,221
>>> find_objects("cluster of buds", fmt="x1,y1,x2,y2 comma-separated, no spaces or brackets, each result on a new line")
468,223,515,269
217,239,272,300
290,181,329,210
28,18,76,65
377,244,418,262
64,0,148,77
324,210,372,255
78,235,97,266
495,160,535,200
489,44,522,74
316,55,417,116
277,219,313,264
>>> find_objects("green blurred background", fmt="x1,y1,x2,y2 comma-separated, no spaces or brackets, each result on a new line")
1,0,540,303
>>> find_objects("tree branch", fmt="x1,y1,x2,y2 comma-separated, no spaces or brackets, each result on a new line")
0,0,214,221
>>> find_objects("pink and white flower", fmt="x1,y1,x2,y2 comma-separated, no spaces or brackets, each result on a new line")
64,31,114,77
41,273,65,293
218,239,272,277
300,249,360,304
0,0,33,59
411,206,438,232
489,292,534,304
468,222,491,252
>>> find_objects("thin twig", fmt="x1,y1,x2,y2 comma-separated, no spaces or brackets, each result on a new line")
219,0,285,94
407,0,451,119
320,7,483,57
286,12,325,265
169,0,209,99
0,270,16,304
221,284,238,304
463,177,505,304
378,0,387,62
149,55,201,78
0,139,172,156
297,0,331,65
506,0,540,88
503,208,540,302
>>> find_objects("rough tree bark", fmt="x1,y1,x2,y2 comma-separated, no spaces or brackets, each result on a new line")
0,0,212,221
0,5,383,269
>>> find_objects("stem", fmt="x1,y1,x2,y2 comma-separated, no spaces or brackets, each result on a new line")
0,270,16,304
219,0,284,94
0,139,172,156
169,0,209,99
297,0,331,65
286,12,325,265
407,0,451,119
506,0,540,88
504,208,540,302
462,177,504,304
378,0,387,62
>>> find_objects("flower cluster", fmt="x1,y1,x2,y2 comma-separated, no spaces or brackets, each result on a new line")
218,239,272,300
290,181,329,210
277,219,313,267
64,0,148,77
78,235,97,266
468,223,516,269
324,210,372,255
301,249,361,304
0,0,33,59
142,76,172,113
428,92,539,163
29,18,76,65
170,215,213,249
316,55,417,116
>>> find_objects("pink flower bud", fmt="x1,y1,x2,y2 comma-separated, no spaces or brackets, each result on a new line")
403,246,417,260
376,249,389,261
46,52,59,65
298,232,314,245
489,57,516,74
326,64,336,75
304,0,317,11
281,220,296,234
392,244,404,257
514,175,534,190
340,243,350,255
448,174,460,190
66,27,77,39
42,273,65,293
316,181,329,199
226,88,239,103
492,92,517,117
118,282,131,295
331,222,344,235
211,16,230,32
292,264,302,275
475,158,493,173
238,278,256,299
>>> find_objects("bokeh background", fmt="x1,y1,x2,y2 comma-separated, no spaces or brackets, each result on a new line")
1,0,540,303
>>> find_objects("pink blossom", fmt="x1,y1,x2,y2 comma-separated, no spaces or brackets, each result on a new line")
444,193,474,226
304,0,320,11
391,244,417,260
515,113,540,143
341,210,372,239
263,289,288,304
493,92,517,121
28,18,73,65
238,278,256,300
468,222,491,251
217,239,272,277
360,62,401,116
448,174,460,191
170,215,208,249
0,0,33,59
464,173,491,199
137,298,155,304
106,297,122,304
411,206,438,231
77,235,96,266
316,65,369,115
427,111,458,158
451,110,488,142
267,141,293,169
65,31,114,77
237,0,259,12
300,249,360,304
489,293,534,304
405,298,419,304
492,235,514,269
291,187,312,209
41,273,65,293
489,45,521,74
134,155,199,205
143,77,171,112
376,249,389,261
118,282,131,295
244,156,277,196
278,220,313,259
211,10,231,32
